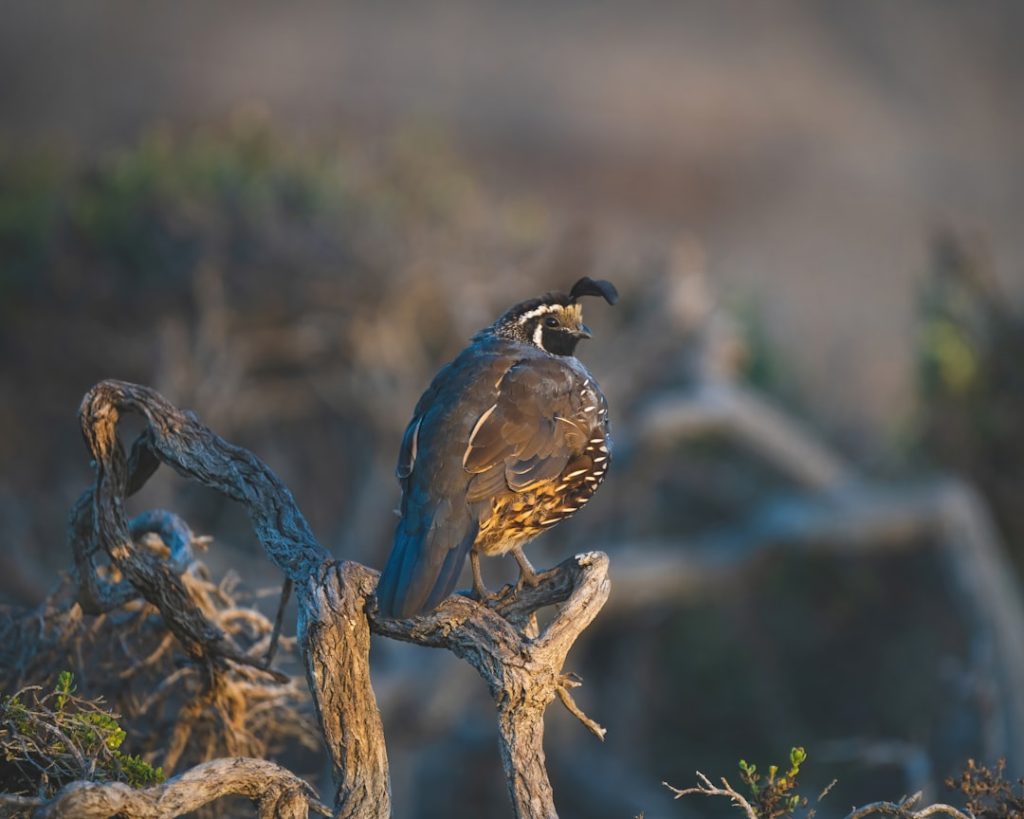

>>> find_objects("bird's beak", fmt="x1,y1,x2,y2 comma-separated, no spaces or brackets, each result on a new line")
575,324,593,339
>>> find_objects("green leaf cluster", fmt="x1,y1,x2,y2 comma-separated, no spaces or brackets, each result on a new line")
738,746,808,818
0,671,164,798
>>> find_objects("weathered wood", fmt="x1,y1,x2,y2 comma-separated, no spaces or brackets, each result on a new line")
626,380,1024,773
31,757,330,819
370,552,610,819
299,562,391,819
55,380,609,818
76,381,286,669
78,380,330,582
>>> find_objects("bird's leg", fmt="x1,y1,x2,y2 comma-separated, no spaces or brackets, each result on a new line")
470,549,497,603
511,545,542,590
511,546,559,592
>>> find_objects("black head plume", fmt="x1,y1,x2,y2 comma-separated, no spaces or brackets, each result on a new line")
569,277,618,306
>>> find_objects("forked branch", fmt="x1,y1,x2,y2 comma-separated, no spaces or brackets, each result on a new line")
56,380,608,818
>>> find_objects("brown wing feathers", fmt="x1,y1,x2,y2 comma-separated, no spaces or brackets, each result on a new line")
463,360,580,491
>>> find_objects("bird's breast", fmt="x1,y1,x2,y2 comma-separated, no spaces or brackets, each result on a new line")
474,380,611,555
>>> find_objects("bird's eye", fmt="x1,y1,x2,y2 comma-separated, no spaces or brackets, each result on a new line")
544,316,559,328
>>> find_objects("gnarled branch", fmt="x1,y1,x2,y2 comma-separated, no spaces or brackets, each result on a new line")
31,757,331,819
369,552,610,818
52,380,609,818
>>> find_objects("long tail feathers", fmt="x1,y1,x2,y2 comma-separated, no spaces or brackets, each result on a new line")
376,518,477,619
422,528,476,611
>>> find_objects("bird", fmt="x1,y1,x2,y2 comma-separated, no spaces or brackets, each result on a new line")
376,276,617,619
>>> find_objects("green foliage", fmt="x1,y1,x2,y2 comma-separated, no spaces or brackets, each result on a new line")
916,230,1024,572
54,669,73,713
0,671,164,800
0,149,64,301
0,118,494,308
917,235,988,400
734,299,793,399
116,752,165,788
921,316,978,396
738,746,809,819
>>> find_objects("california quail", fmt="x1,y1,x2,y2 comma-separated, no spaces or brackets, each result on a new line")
376,277,617,618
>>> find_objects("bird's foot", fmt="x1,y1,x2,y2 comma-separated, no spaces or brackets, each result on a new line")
514,569,537,592
471,582,502,606
514,566,557,592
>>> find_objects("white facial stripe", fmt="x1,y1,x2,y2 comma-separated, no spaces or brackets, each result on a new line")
533,322,545,347
517,304,561,324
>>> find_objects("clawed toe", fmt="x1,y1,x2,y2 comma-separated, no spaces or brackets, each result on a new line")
516,568,556,591
514,571,537,592
473,585,501,605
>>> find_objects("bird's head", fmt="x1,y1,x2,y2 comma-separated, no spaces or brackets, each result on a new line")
486,277,618,356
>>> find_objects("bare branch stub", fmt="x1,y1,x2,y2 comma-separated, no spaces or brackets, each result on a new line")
70,428,165,614
295,552,610,819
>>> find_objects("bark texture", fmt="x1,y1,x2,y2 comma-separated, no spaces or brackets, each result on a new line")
33,757,329,819
47,379,608,818
300,562,390,818
370,551,610,818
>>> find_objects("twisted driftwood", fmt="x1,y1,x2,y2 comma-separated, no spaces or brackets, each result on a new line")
39,379,608,818
29,758,331,819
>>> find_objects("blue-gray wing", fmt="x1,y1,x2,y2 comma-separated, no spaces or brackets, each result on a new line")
376,350,501,618
376,352,600,618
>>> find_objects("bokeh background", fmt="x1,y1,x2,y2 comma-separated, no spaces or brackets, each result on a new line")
3,2,1024,816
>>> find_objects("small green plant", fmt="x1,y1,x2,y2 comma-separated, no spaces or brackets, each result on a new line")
54,669,73,713
116,752,166,788
0,671,164,800
738,746,809,818
669,749,1016,818
665,746,825,818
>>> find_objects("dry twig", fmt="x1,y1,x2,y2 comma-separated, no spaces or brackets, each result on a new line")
664,775,971,819
664,771,759,819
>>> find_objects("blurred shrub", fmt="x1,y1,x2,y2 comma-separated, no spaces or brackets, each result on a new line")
0,120,739,587
0,119,561,582
917,230,1024,570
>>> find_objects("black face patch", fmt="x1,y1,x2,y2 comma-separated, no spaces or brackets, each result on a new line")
540,326,580,356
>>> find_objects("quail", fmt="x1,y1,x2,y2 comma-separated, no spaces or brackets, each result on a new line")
376,277,617,618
